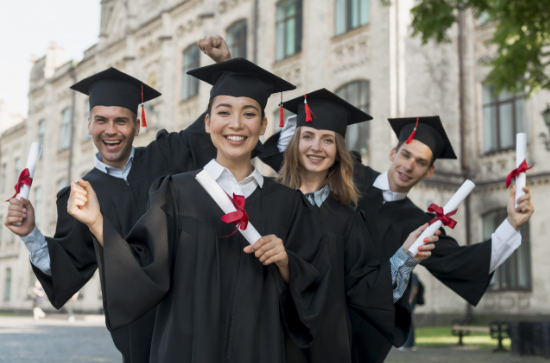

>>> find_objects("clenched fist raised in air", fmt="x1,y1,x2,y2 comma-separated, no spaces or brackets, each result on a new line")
67,179,104,245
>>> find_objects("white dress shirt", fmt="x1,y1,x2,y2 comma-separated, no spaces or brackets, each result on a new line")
203,159,264,198
19,148,137,276
373,171,522,274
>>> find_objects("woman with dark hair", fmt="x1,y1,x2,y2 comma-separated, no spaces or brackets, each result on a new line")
65,59,332,363
269,89,439,363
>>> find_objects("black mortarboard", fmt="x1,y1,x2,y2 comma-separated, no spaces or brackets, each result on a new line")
282,88,373,137
389,116,457,160
187,58,296,110
70,67,161,127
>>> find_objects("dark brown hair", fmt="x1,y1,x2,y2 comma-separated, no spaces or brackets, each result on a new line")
277,126,359,206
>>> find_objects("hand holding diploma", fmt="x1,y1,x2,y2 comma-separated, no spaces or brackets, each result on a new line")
506,185,534,231
401,223,440,261
244,236,290,283
67,179,104,245
408,180,476,256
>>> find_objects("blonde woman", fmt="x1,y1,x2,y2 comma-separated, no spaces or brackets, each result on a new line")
271,89,438,363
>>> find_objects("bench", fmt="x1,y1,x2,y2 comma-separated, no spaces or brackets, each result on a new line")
451,320,509,352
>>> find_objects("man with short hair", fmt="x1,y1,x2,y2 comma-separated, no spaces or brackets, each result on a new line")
259,115,534,363
4,67,218,362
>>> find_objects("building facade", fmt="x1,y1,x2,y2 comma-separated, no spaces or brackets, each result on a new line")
0,0,548,320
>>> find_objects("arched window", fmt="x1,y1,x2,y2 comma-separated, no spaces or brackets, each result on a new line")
275,0,303,61
181,45,200,101
335,81,370,153
4,268,11,301
484,208,532,291
37,120,46,151
227,20,248,59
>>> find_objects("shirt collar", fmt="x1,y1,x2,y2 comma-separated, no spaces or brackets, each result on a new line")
94,147,135,174
373,170,408,202
304,184,331,207
203,159,264,188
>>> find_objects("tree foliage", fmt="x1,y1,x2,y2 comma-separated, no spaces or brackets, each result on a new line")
399,0,550,96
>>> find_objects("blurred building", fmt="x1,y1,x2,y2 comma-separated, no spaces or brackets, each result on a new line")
0,0,549,321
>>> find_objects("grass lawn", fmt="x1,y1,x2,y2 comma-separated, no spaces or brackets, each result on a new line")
415,326,511,351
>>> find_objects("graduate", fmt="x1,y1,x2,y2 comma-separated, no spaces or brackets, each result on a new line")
67,59,332,363
4,68,222,362
273,89,439,363
259,115,534,363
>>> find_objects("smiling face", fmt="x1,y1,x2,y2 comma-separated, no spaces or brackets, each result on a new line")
89,105,139,169
298,126,338,175
205,95,267,165
388,139,435,193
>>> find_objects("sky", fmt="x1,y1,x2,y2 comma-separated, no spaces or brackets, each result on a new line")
0,1,101,122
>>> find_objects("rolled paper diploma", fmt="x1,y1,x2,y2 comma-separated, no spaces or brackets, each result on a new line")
515,133,527,208
408,180,476,256
195,170,262,245
13,142,42,226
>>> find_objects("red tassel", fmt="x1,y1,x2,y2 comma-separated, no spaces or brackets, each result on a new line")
279,92,284,128
304,94,315,122
406,117,419,144
140,85,147,127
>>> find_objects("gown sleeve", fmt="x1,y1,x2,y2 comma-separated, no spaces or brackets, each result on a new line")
278,193,332,349
421,225,493,306
95,176,178,330
344,211,409,347
257,131,284,172
32,187,98,309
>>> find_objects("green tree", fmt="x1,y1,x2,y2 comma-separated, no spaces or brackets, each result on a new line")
401,0,550,96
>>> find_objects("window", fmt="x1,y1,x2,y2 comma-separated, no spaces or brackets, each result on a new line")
37,120,46,153
227,20,248,59
1,164,6,193
181,45,200,101
4,268,11,301
484,209,532,291
59,108,72,150
275,0,303,61
482,84,526,153
335,81,370,154
335,0,370,36
83,99,91,140
34,187,42,228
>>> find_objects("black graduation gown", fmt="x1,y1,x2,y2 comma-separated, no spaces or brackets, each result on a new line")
284,195,401,363
95,173,331,363
258,132,494,363
31,113,219,362
350,164,494,363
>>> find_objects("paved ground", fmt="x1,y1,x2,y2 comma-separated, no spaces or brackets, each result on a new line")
0,315,120,363
2,315,548,362
386,346,548,363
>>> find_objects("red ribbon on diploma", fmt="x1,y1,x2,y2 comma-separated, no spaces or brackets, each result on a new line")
220,193,249,237
506,160,533,188
427,203,458,229
6,168,32,202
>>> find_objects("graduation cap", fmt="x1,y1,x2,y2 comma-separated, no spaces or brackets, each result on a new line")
70,67,161,127
187,58,296,119
282,88,373,137
388,116,457,160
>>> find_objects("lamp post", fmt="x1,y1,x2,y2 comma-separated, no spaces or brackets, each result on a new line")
540,104,550,151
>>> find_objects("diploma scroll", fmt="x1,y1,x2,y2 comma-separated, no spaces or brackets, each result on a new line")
196,170,262,245
515,133,527,208
407,180,475,256
13,143,42,227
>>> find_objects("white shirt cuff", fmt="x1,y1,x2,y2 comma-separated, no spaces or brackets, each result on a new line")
277,115,297,153
489,219,522,274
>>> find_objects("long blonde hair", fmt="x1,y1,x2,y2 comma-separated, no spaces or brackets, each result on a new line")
277,126,360,206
